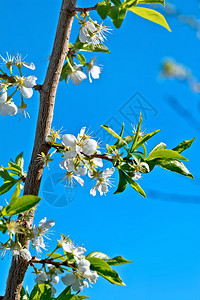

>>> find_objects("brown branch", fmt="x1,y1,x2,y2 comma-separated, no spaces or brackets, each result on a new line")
71,4,98,12
0,74,16,83
30,257,76,269
3,0,77,299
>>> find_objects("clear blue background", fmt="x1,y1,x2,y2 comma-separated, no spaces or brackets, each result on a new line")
0,1,200,299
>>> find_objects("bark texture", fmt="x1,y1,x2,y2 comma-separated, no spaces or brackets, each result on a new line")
4,0,76,299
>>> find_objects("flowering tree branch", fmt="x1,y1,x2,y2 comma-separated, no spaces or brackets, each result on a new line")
3,0,77,299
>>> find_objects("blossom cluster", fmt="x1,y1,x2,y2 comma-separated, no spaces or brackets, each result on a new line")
0,53,37,117
64,17,111,85
0,217,54,260
35,238,98,295
58,127,115,196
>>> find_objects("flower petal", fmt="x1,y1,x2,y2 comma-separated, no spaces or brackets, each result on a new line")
20,86,33,98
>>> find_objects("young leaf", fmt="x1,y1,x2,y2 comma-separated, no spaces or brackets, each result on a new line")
149,142,166,155
0,167,14,181
46,252,66,262
76,53,86,66
0,179,18,196
2,195,41,217
127,7,171,31
109,6,127,28
106,256,132,265
172,137,195,154
156,159,194,178
147,149,188,161
111,0,122,6
58,296,89,300
123,172,146,197
15,152,24,169
5,164,22,177
10,181,21,203
88,257,126,286
135,130,160,150
86,251,110,260
114,135,135,149
97,0,111,19
75,42,110,53
101,125,122,140
137,0,165,4
114,169,127,194
130,113,142,152
56,286,71,300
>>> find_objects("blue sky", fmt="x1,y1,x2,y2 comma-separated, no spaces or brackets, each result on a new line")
0,1,200,299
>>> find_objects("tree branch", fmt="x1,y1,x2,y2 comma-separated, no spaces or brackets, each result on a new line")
3,0,77,299
71,4,98,12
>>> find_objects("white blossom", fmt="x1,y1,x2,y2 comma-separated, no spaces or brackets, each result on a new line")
0,101,18,116
82,138,98,155
61,241,86,259
87,63,101,83
79,21,97,43
16,75,37,98
14,53,35,70
31,217,55,254
79,21,111,45
67,65,87,85
35,271,49,284
90,167,115,196
0,52,15,68
62,258,98,291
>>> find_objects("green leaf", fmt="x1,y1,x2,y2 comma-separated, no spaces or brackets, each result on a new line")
111,0,122,6
29,284,52,300
101,125,122,140
15,152,24,169
46,252,66,262
0,179,18,196
76,53,86,66
97,0,111,19
130,113,142,152
59,296,89,300
10,181,21,203
114,170,127,194
149,142,166,155
128,7,171,31
119,122,125,137
56,286,71,300
75,42,110,53
137,0,165,5
123,172,146,197
115,135,135,149
2,195,41,217
20,287,29,300
156,159,194,178
106,256,133,265
86,251,110,260
109,6,127,28
88,257,126,286
0,167,14,181
122,0,138,9
135,130,160,150
5,163,22,176
172,137,195,154
147,149,188,161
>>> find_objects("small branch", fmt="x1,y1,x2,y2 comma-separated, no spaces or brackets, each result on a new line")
31,257,76,269
33,84,42,92
70,4,98,13
0,74,16,83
